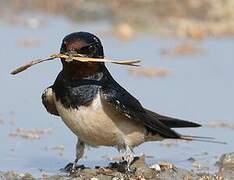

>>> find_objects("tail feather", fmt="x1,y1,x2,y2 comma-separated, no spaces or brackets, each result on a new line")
181,135,215,139
180,135,226,144
144,109,225,144
144,109,201,128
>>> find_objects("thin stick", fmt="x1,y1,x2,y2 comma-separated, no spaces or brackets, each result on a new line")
10,57,56,75
57,54,141,65
10,53,141,75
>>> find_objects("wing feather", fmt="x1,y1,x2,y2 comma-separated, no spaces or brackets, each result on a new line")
42,86,59,116
144,109,201,128
100,86,181,138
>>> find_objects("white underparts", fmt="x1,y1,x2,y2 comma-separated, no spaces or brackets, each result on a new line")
53,92,149,148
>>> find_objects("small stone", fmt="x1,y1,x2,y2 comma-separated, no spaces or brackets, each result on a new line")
218,152,234,166
159,161,174,170
21,173,35,180
19,173,25,177
135,166,156,179
91,178,98,180
112,177,119,180
150,164,161,171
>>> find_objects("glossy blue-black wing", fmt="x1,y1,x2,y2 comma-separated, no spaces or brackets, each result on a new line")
100,86,181,139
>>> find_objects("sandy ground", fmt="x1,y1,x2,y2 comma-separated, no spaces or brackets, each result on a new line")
1,153,234,179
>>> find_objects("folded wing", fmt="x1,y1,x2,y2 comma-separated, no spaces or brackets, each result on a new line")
42,86,59,116
100,85,184,139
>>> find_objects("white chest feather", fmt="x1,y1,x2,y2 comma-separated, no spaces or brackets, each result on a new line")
53,93,146,147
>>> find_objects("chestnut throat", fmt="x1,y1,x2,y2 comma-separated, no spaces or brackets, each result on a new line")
62,62,104,79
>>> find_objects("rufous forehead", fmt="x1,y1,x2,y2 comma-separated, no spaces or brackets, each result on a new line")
64,40,88,51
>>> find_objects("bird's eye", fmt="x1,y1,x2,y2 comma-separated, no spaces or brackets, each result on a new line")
78,44,95,57
78,46,89,55
88,45,94,52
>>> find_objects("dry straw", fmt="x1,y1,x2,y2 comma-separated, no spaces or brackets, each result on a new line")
10,53,141,75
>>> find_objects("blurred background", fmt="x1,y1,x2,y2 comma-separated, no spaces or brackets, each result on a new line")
1,0,234,177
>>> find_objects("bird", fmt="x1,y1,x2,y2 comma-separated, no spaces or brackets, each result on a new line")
41,31,204,172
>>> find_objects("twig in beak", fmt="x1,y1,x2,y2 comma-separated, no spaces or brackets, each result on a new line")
10,53,141,75
10,57,57,75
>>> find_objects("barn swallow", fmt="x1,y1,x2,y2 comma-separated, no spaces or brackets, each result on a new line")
42,32,203,172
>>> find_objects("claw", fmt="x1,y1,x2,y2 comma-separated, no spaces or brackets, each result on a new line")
108,160,136,174
60,139,85,174
60,162,73,172
125,164,136,174
60,162,85,174
121,145,135,173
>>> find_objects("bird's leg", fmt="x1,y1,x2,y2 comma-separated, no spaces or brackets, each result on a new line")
73,139,85,170
63,138,85,173
121,145,135,172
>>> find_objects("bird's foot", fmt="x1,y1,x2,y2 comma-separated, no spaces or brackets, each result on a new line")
60,162,85,174
124,156,139,174
125,163,136,174
108,161,127,173
108,158,138,174
121,148,137,174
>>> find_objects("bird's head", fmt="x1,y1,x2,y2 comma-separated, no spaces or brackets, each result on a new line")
60,32,104,77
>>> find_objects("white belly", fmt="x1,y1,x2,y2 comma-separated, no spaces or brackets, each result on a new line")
53,93,146,147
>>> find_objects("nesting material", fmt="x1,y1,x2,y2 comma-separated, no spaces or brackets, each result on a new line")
10,53,141,75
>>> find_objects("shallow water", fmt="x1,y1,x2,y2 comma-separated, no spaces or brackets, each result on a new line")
1,13,234,177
